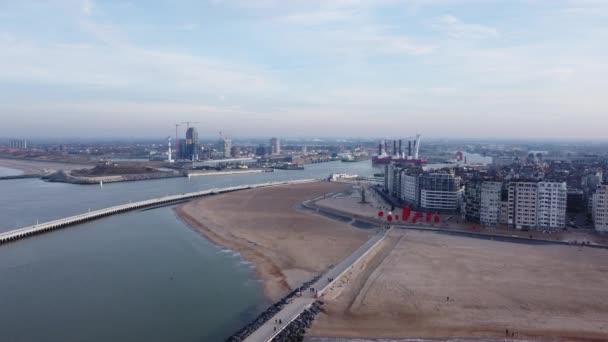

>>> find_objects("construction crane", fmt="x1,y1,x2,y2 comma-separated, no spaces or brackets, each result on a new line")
181,121,199,130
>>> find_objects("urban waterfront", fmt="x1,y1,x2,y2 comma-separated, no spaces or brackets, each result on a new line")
0,161,376,342
0,161,377,233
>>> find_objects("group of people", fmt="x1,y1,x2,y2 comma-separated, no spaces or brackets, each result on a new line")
272,319,283,332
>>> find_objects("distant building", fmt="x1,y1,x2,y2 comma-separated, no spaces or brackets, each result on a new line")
185,127,199,161
507,181,567,230
270,137,281,155
230,146,241,158
301,146,307,155
217,137,232,159
178,139,187,160
255,145,268,156
9,139,27,149
592,184,608,232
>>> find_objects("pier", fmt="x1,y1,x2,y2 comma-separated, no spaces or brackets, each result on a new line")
241,227,388,342
0,179,316,245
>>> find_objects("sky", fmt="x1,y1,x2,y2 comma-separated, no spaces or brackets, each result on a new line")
0,0,607,140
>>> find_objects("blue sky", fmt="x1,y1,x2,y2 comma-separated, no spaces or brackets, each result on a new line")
0,0,607,139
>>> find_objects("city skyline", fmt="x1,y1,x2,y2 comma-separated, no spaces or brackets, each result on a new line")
1,0,607,139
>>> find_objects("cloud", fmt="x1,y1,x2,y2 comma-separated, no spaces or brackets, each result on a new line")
81,0,95,15
176,23,198,31
547,67,574,82
432,14,498,39
0,9,280,97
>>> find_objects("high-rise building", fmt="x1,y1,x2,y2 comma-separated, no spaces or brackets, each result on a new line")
464,180,482,223
419,171,462,212
9,139,27,149
480,181,502,226
507,181,566,230
592,184,608,232
178,139,187,160
218,137,232,158
400,170,421,206
270,137,281,155
464,180,503,226
301,146,307,155
185,127,199,161
537,182,567,228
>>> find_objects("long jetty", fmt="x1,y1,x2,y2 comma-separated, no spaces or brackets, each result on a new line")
0,179,316,245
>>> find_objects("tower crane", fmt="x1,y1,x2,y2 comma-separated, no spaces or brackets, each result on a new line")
181,121,200,130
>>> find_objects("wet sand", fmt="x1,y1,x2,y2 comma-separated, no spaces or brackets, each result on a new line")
309,229,608,342
175,181,371,301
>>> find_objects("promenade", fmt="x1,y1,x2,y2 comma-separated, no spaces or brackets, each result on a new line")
243,227,388,342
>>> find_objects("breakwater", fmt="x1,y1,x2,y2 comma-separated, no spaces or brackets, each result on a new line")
0,179,317,245
225,274,323,342
271,302,323,342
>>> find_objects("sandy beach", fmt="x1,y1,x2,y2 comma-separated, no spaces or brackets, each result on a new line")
309,229,608,342
175,181,371,301
176,182,608,341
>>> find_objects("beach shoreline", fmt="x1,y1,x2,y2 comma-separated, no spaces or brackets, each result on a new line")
174,181,370,302
174,182,608,342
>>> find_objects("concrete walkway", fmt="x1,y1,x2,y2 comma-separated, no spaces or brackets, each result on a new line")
244,228,388,342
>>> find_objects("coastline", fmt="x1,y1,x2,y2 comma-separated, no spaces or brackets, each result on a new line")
174,182,608,342
174,181,370,302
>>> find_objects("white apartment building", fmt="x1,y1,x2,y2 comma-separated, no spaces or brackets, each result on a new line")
400,173,419,205
593,185,608,232
480,181,502,226
507,181,566,230
537,182,567,229
419,172,462,212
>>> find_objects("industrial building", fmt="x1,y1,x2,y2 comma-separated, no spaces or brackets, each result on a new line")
592,184,608,232
192,158,256,169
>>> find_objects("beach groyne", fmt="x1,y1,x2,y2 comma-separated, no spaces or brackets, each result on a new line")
270,302,323,342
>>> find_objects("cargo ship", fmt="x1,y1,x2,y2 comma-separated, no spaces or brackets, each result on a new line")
372,134,427,165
